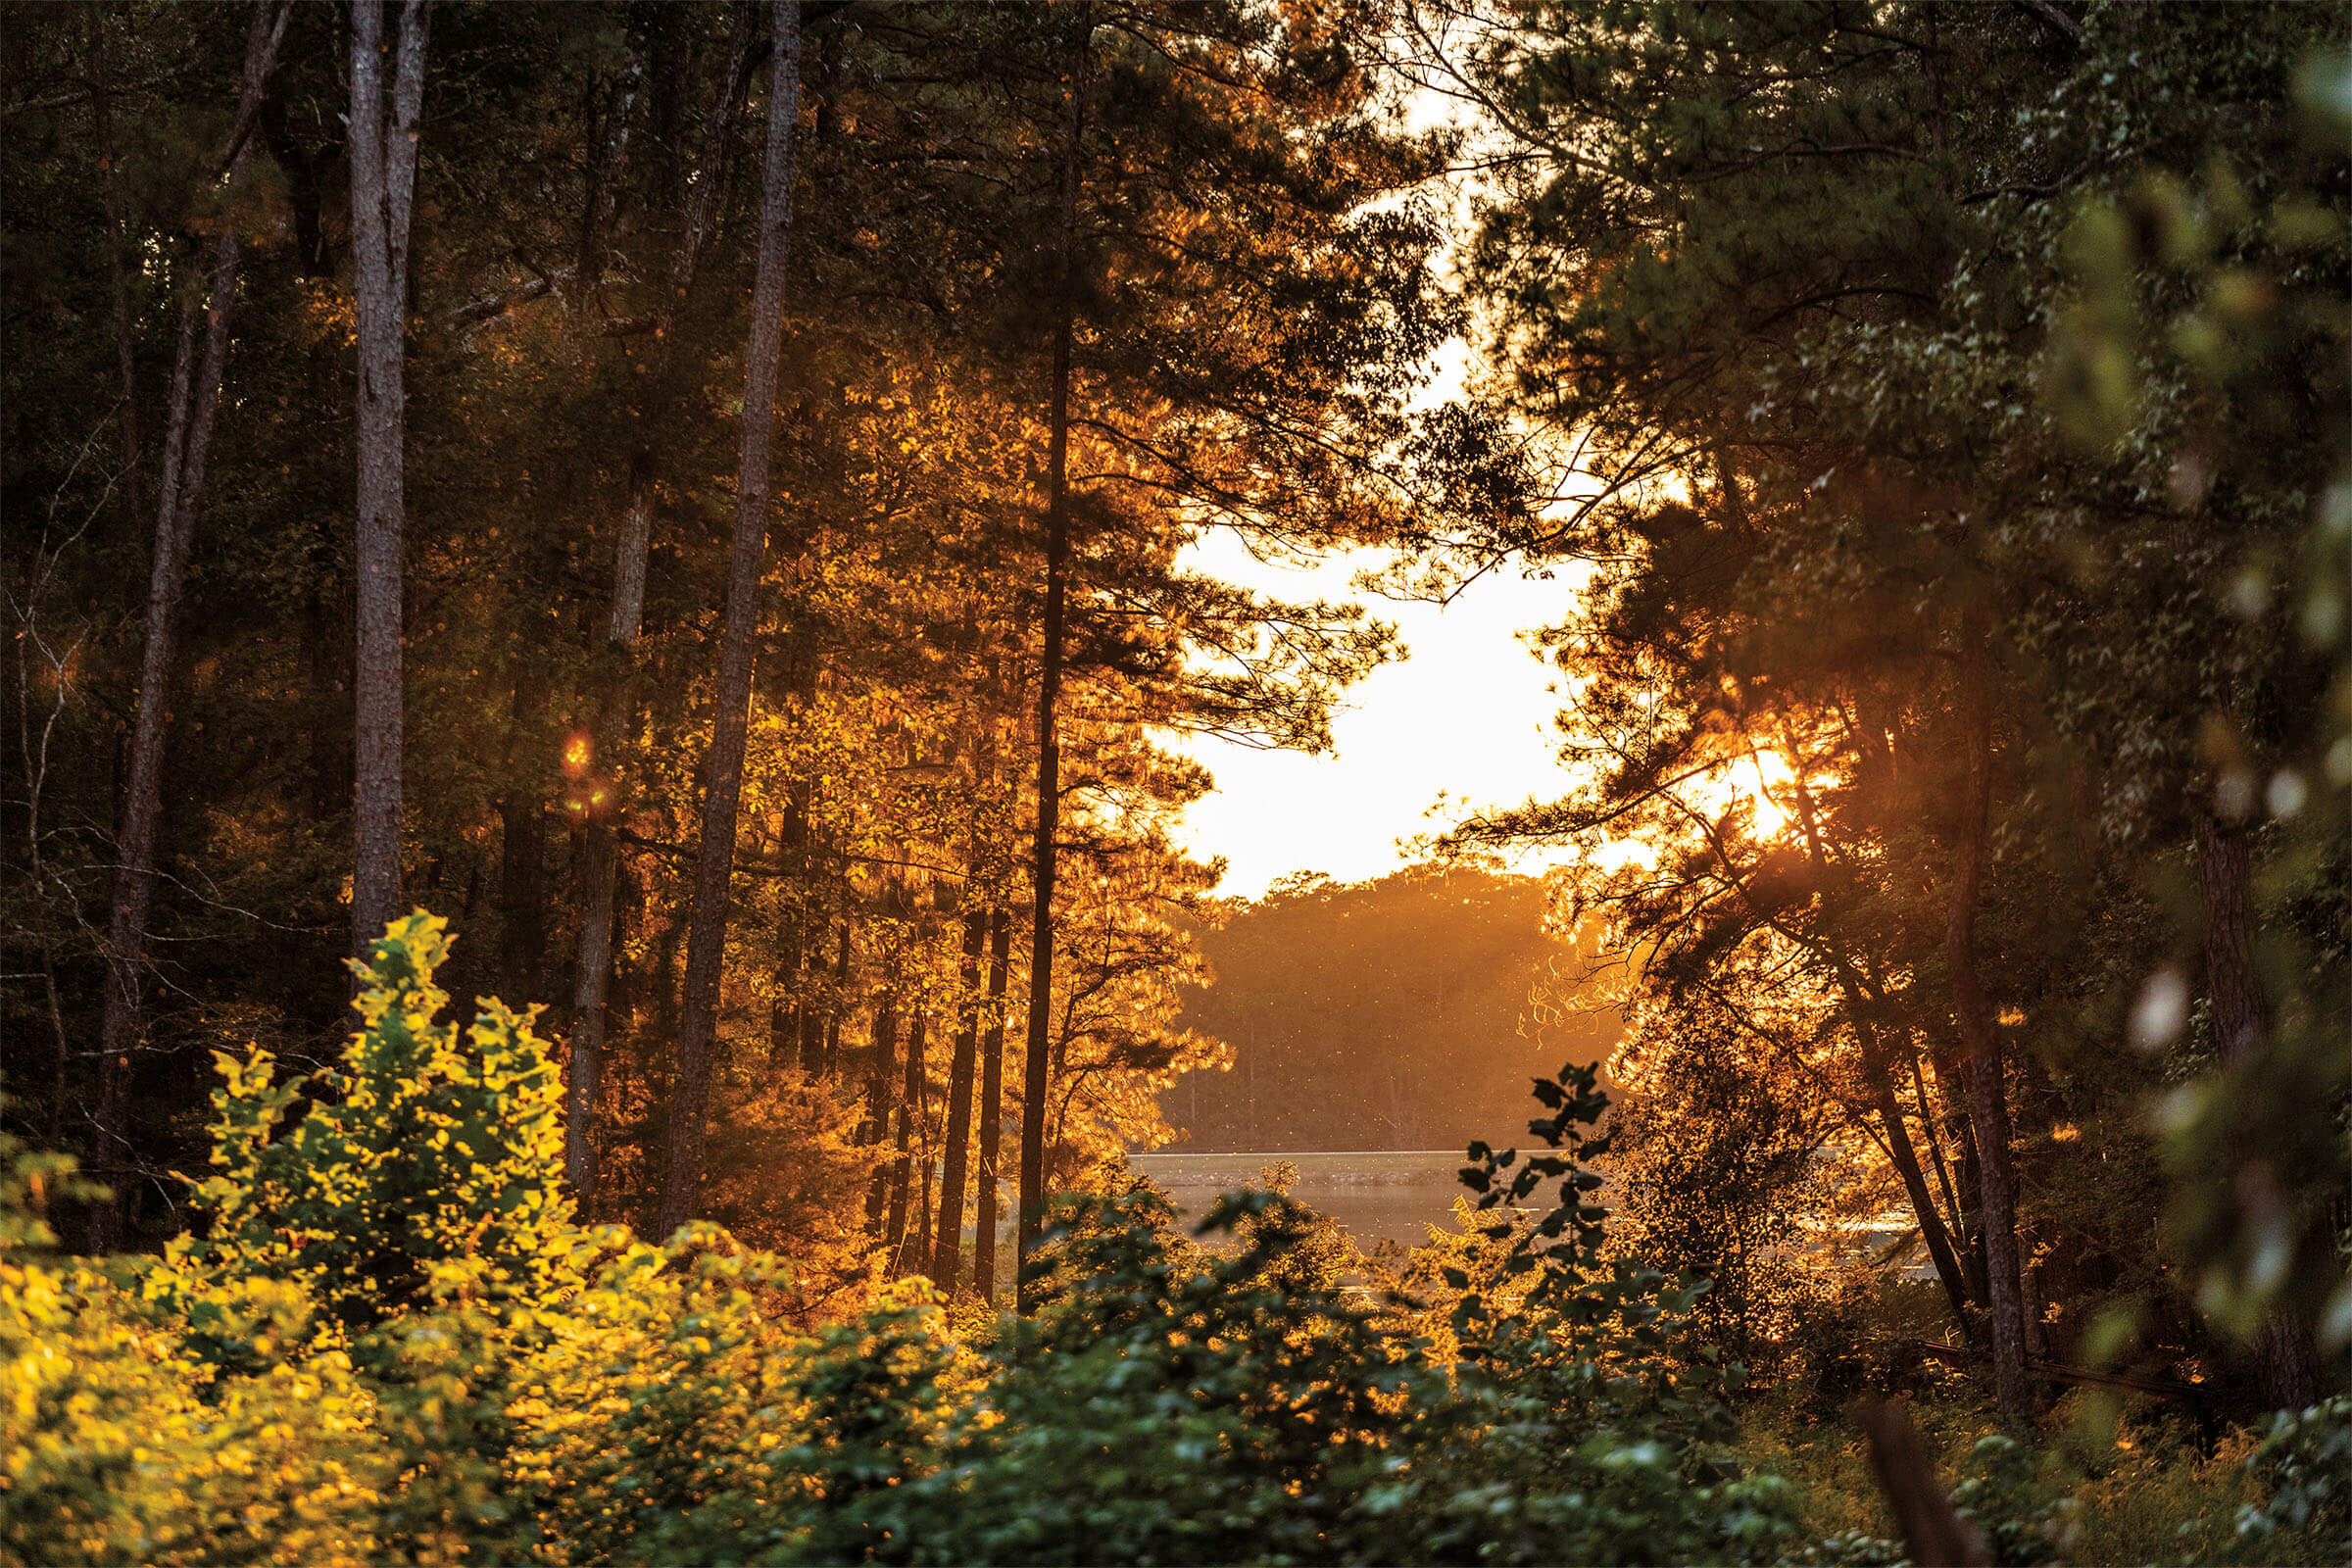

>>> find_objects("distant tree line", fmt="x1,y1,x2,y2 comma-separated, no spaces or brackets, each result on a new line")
1166,865,1618,1152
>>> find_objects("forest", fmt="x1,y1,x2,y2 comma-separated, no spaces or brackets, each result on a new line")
0,1,2345,1563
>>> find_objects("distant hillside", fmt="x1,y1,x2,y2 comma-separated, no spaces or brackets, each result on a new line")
1162,864,1620,1152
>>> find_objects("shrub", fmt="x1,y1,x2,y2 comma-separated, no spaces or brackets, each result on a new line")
0,1134,389,1566
177,911,579,1338
2,918,2318,1566
2236,1395,2352,1545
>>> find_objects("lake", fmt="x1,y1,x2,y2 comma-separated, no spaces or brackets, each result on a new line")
1127,1150,1486,1250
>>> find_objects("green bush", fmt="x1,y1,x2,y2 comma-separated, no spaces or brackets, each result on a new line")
0,1133,389,1567
2236,1395,2352,1545
177,911,580,1337
0,916,2327,1565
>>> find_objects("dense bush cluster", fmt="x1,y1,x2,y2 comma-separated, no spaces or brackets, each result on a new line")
4,916,2338,1566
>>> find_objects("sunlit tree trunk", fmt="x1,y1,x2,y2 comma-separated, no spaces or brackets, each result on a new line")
888,1011,925,1270
862,986,900,1231
819,920,850,1077
657,0,804,1235
350,0,431,957
795,919,829,1074
2195,811,2323,1410
1945,628,2030,1427
932,905,987,1293
1017,5,1091,1314
91,0,290,1250
974,906,1011,1304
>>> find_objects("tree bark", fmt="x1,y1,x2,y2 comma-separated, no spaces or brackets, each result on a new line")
89,8,144,529
933,905,987,1292
567,8,754,1189
819,919,849,1077
90,0,290,1249
656,0,803,1236
891,1011,926,1275
570,30,642,337
565,466,653,1191
2194,811,2324,1411
497,669,550,1001
1930,1032,1991,1302
862,986,900,1231
796,920,828,1074
672,3,760,310
1017,5,1092,1314
1945,629,2031,1427
974,905,1011,1304
350,0,431,957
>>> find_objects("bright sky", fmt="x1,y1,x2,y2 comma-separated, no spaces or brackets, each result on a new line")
1171,532,1585,900
1163,81,1595,902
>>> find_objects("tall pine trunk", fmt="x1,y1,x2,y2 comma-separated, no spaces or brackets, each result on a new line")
350,0,431,957
91,1,290,1249
1016,8,1091,1313
933,905,987,1292
862,987,900,1231
89,8,144,529
656,0,804,1235
2195,812,2323,1410
1945,628,2030,1426
974,906,1011,1304
566,466,654,1190
567,14,756,1191
497,669,550,1000
892,1011,927,1275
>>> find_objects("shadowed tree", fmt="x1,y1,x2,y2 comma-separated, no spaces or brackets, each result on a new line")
349,0,430,956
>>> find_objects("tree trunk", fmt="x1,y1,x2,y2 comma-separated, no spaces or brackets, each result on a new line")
350,0,431,958
898,1011,928,1277
916,1128,935,1281
90,0,290,1249
974,905,1011,1305
656,0,803,1235
886,1109,912,1262
1911,1041,1970,1270
1016,6,1091,1314
863,987,900,1231
796,921,829,1074
932,906,987,1293
570,31,642,337
890,1011,926,1273
1946,630,2031,1427
818,919,849,1077
2195,812,2324,1411
671,2,760,310
567,466,655,1191
89,8,144,529
497,670,550,1002
1930,1032,1991,1302
567,0,750,1187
